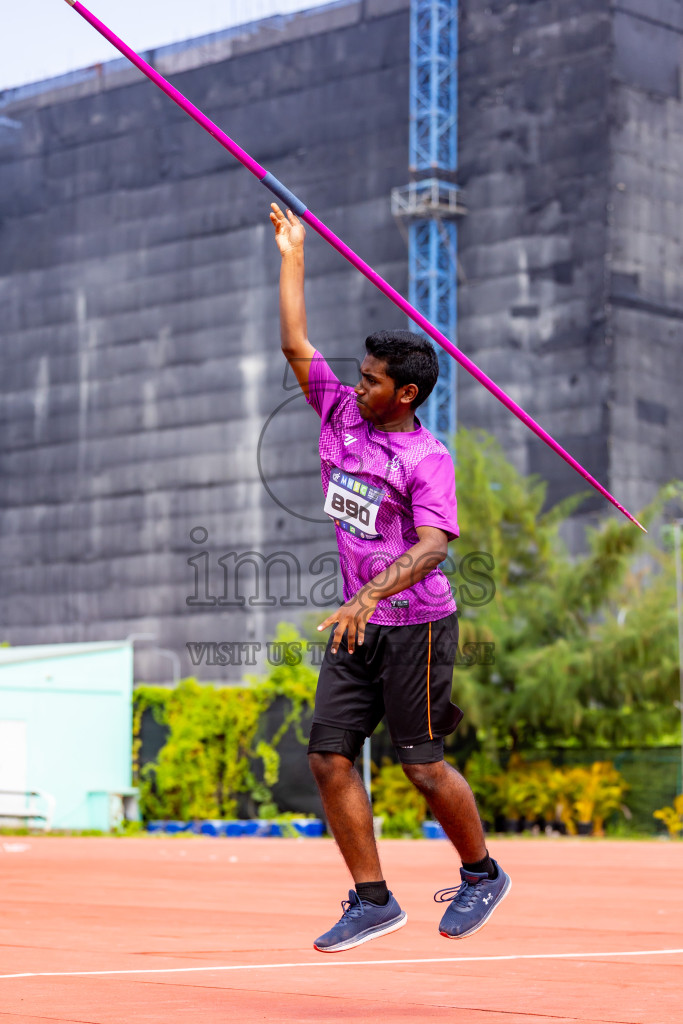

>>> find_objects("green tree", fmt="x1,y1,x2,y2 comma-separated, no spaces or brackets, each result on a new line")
450,427,681,754
134,623,317,821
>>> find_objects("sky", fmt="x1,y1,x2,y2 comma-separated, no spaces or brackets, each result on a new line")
0,0,331,93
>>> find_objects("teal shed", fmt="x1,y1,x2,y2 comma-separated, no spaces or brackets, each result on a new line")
0,641,136,830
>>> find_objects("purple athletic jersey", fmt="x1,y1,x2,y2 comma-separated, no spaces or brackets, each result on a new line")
306,351,458,626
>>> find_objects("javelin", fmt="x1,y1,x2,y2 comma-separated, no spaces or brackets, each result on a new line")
62,0,644,531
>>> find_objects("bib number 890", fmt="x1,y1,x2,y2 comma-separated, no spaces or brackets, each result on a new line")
331,492,370,526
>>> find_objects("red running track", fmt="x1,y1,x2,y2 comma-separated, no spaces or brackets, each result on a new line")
0,835,681,1023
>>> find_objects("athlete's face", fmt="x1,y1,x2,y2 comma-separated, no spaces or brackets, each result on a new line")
354,355,417,426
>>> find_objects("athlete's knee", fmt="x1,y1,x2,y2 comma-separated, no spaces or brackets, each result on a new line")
402,759,446,793
308,750,353,785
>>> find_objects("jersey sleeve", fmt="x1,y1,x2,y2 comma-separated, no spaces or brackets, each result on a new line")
305,350,346,421
408,452,459,541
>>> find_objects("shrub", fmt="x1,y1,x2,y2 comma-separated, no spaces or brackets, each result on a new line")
134,624,316,821
371,761,427,838
653,794,683,838
571,762,628,836
466,754,629,835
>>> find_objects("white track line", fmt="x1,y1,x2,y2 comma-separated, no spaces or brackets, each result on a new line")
2,948,682,981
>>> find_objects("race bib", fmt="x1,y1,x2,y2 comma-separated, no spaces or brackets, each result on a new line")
324,468,384,540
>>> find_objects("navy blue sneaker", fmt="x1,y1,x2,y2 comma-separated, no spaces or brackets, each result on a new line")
313,890,407,952
435,860,511,939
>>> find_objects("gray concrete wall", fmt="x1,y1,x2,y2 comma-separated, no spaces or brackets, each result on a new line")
0,0,680,679
0,0,410,680
457,0,682,531
607,0,683,513
457,0,614,525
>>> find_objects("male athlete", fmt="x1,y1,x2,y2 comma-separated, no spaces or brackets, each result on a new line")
270,202,510,953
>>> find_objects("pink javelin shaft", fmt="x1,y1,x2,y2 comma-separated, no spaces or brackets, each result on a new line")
63,0,644,531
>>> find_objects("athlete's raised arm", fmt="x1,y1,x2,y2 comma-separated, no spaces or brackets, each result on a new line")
270,202,316,396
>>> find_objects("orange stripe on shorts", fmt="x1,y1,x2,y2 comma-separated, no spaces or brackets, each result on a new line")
427,621,433,740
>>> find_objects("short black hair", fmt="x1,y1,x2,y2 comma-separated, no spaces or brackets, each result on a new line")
364,330,439,409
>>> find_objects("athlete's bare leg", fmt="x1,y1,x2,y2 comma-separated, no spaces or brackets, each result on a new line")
309,751,383,883
403,760,487,863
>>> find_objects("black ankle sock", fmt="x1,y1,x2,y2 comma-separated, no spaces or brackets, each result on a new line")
462,853,497,880
356,880,390,906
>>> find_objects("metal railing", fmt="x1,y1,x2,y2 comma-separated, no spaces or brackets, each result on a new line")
0,790,55,831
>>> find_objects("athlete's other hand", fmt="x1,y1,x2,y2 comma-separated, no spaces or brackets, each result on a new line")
270,202,305,256
317,590,378,655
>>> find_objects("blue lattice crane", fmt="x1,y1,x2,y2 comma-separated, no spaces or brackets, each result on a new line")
391,0,464,449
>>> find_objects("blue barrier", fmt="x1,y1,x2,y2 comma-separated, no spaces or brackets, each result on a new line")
293,819,324,837
197,820,228,836
146,818,324,836
422,821,447,839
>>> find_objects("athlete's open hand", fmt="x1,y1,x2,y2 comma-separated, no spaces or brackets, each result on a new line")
317,590,378,655
270,202,306,256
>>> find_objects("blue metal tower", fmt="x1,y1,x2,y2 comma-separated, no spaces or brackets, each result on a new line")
391,0,463,448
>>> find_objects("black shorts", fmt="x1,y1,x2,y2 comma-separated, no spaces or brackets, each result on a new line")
308,611,463,765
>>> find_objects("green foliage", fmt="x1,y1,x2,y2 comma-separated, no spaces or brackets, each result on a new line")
451,427,683,752
653,794,683,838
465,750,503,825
134,624,317,821
113,820,146,837
468,754,629,835
371,760,427,837
569,761,629,835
